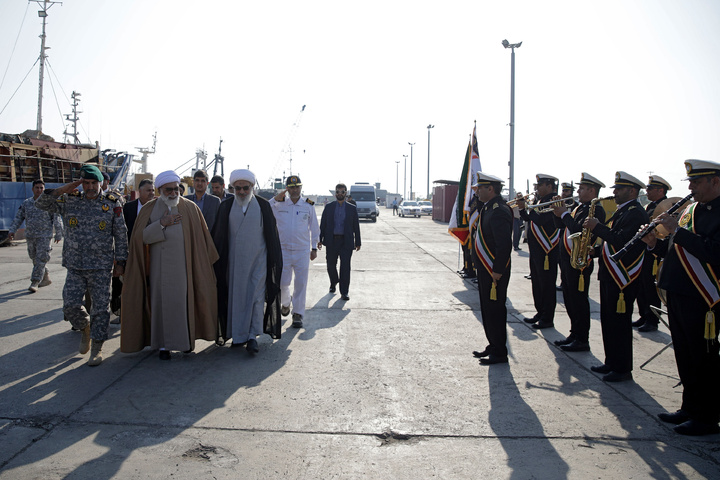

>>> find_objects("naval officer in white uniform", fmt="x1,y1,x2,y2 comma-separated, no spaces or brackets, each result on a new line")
270,175,320,328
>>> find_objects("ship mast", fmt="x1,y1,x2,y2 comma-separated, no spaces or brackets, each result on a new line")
32,0,62,133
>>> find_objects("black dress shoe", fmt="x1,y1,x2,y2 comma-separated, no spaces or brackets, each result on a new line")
602,371,633,382
638,323,658,332
524,274,532,280
555,285,563,291
246,338,259,354
341,295,350,301
658,410,690,425
554,336,575,346
472,349,490,358
532,322,554,329
479,355,508,365
590,364,612,374
523,317,538,324
674,419,720,436
631,319,645,328
159,350,171,360
560,340,591,352
329,285,336,293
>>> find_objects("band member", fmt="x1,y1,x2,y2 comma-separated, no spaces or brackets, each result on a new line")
517,174,560,329
633,175,671,332
552,173,606,352
583,172,649,382
642,159,720,436
560,182,579,209
470,173,513,365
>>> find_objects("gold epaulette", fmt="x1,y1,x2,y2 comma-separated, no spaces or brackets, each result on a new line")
68,190,81,197
106,192,119,202
306,198,315,205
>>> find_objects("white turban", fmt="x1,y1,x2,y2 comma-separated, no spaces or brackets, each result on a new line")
229,169,256,186
155,170,181,188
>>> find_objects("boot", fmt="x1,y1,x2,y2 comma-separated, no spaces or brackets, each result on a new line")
39,271,52,287
88,340,104,366
79,325,91,354
28,281,39,293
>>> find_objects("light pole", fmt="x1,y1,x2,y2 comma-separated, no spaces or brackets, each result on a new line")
426,125,434,199
408,142,415,200
403,154,408,199
395,159,400,195
502,39,522,200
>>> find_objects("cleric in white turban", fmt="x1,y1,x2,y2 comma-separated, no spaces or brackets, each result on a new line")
212,168,283,354
155,170,181,188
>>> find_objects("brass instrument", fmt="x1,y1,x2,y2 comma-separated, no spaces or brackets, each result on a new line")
527,196,578,213
507,193,532,208
568,196,613,270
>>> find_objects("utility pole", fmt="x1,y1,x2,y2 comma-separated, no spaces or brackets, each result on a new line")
403,154,408,200
395,159,400,195
408,142,415,200
426,125,434,198
502,39,522,200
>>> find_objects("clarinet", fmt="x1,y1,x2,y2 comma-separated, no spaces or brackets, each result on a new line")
609,193,694,263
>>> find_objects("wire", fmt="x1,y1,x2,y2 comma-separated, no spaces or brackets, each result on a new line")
44,63,66,132
0,58,39,118
0,3,30,94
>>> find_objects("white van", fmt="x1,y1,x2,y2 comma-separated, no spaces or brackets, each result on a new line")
349,183,378,222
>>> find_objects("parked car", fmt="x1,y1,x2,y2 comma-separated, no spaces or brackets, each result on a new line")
418,200,433,216
399,200,421,217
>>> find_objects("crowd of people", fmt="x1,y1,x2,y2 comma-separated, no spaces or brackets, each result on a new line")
466,160,719,437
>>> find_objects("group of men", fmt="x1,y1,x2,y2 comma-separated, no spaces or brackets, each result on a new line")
469,159,719,436
17,165,361,365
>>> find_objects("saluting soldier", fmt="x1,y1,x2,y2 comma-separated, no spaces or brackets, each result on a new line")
516,174,561,329
552,173,606,352
642,159,720,436
583,171,649,382
8,179,63,292
470,173,513,365
35,164,128,366
633,175,671,332
270,175,320,328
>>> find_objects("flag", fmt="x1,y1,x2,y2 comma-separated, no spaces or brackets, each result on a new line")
448,125,482,244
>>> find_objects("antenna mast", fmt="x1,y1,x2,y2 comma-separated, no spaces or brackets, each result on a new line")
32,0,62,133
63,91,81,144
134,131,157,174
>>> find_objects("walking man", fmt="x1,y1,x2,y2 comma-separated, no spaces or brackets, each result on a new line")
270,175,320,328
9,179,63,292
318,183,361,301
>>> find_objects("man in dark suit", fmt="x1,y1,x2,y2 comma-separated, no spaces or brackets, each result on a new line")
210,175,234,200
318,183,361,301
584,171,650,382
185,169,221,232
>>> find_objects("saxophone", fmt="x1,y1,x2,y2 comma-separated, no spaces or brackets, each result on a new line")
569,197,604,270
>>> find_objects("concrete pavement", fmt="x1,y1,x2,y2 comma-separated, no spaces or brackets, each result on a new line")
1,206,718,479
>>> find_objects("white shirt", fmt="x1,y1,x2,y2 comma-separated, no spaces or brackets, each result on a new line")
270,195,320,251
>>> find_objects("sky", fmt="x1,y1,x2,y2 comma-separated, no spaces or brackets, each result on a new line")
1,0,719,199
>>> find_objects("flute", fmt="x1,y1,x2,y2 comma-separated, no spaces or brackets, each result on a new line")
609,193,693,263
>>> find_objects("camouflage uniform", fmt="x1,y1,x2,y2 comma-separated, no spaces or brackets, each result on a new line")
35,190,128,341
9,197,63,282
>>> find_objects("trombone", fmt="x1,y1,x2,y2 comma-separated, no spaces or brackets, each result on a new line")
527,196,578,213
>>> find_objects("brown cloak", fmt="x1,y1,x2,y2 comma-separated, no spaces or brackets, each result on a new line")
121,197,219,353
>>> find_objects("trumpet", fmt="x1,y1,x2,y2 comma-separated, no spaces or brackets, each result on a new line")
528,196,579,213
506,193,533,208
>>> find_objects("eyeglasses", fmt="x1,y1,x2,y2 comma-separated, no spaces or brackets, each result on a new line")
235,185,252,191
163,187,180,193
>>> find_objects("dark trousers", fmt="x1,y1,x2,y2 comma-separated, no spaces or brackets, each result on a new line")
529,246,559,323
599,279,640,373
667,292,720,423
326,242,353,296
636,255,661,325
560,256,593,342
512,218,521,249
478,266,510,357
462,242,476,277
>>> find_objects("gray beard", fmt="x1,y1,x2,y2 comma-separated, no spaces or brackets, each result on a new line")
234,192,253,209
160,193,180,208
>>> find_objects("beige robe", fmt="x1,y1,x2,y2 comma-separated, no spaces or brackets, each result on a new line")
121,197,219,353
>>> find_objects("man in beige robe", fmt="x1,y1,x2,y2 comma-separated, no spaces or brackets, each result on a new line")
121,170,219,360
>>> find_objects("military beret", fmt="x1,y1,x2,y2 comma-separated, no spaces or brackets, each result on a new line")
80,165,103,182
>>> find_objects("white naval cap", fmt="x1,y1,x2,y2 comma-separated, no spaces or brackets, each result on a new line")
475,172,505,186
561,182,575,191
647,175,672,190
578,172,605,188
611,171,645,190
536,173,559,184
683,159,720,180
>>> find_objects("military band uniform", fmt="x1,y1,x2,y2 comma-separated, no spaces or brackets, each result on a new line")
554,200,605,347
635,193,666,328
466,194,482,280
475,194,513,358
9,196,63,285
592,196,649,376
35,189,128,343
519,192,561,326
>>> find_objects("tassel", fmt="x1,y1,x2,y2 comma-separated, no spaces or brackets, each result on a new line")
578,274,585,292
652,258,658,276
616,292,626,313
490,282,497,301
705,310,716,340
544,254,549,270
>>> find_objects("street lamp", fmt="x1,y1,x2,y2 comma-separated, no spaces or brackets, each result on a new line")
426,125,434,199
502,39,522,200
403,154,408,200
395,159,400,195
408,142,415,200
